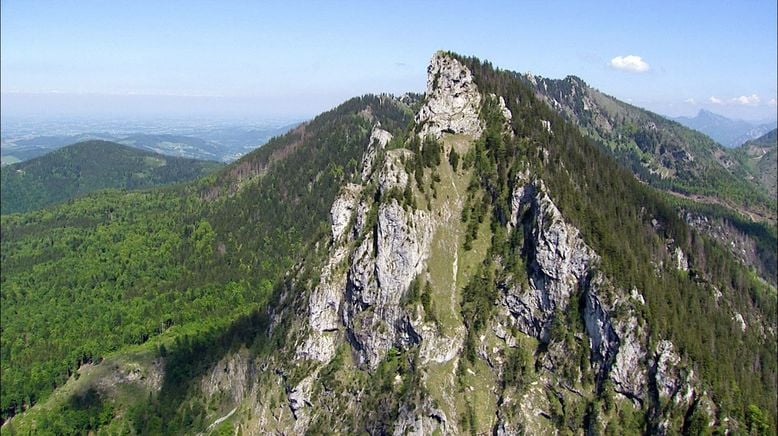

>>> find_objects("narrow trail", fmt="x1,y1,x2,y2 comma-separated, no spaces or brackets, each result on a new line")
204,407,237,433
450,166,461,312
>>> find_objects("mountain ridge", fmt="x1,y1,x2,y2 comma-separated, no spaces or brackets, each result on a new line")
2,52,775,435
0,140,223,214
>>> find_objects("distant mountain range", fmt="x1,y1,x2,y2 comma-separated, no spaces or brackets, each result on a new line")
673,109,776,148
0,140,222,214
0,123,299,166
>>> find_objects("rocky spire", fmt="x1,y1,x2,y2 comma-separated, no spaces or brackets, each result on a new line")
415,51,483,139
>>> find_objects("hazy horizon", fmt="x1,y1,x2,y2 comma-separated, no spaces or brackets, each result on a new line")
2,0,777,122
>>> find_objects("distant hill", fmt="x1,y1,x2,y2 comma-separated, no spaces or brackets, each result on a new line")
117,134,224,161
0,140,222,214
1,123,300,165
735,129,777,198
674,109,776,147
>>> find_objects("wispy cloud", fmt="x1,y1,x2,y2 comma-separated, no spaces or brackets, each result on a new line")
708,96,723,105
609,55,650,73
769,98,777,107
684,98,696,105
731,94,760,105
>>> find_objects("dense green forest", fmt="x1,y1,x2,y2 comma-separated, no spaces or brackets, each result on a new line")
0,141,223,214
0,95,416,424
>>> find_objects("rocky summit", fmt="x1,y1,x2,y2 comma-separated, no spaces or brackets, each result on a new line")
3,51,775,435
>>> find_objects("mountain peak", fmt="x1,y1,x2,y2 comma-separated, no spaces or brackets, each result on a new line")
415,51,483,138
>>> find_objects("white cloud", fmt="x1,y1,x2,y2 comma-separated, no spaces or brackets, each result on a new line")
708,96,723,105
609,55,650,73
769,98,777,107
684,98,696,105
731,94,760,105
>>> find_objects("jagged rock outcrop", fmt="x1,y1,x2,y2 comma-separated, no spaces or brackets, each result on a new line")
673,246,689,272
201,352,256,405
503,169,657,405
504,172,598,341
362,125,393,181
299,131,436,370
654,340,694,406
416,52,483,139
344,195,433,368
288,373,316,433
393,401,450,436
330,184,362,242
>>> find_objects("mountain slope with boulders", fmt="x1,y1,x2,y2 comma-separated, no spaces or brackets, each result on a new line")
0,140,223,214
2,53,775,435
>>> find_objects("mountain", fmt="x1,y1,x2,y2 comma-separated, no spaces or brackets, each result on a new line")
522,73,777,286
2,53,775,435
0,140,223,214
733,129,777,198
0,133,115,165
674,109,777,148
522,76,773,218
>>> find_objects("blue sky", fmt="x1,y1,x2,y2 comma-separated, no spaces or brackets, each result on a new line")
2,0,776,121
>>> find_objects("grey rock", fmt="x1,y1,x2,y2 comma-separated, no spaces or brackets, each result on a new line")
503,176,598,341
362,125,393,181
416,52,483,139
330,184,362,242
201,352,255,406
378,149,413,194
673,246,689,271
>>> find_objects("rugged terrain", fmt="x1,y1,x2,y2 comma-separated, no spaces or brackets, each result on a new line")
2,52,775,435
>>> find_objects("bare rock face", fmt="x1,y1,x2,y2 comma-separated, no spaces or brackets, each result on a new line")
344,146,433,368
654,340,694,405
288,373,315,433
362,125,393,181
609,315,648,401
378,149,413,194
416,52,483,139
201,352,255,406
344,198,432,368
503,169,653,402
393,401,450,436
330,184,362,242
673,246,689,272
504,175,598,341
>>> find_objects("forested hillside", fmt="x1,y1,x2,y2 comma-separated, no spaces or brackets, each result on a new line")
0,95,416,427
734,129,777,198
0,141,223,214
523,74,775,222
1,53,774,435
